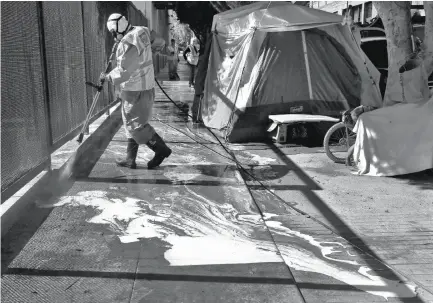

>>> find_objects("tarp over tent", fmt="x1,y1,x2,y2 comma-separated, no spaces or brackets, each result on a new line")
202,2,383,142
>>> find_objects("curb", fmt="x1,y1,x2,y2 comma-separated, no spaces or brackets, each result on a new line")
1,103,123,237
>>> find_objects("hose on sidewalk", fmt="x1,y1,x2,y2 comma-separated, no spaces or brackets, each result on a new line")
154,78,307,301
154,78,285,206
154,78,433,297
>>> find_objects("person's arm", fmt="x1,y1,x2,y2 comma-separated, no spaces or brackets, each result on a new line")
107,42,140,86
183,47,190,61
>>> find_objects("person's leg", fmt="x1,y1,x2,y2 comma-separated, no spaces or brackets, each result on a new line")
174,60,180,80
116,138,139,169
126,88,172,169
168,61,171,78
191,64,196,85
168,60,175,79
116,99,139,169
145,131,172,169
189,63,194,86
191,94,202,123
171,60,177,79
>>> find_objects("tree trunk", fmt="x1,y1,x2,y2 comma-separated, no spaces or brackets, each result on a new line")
374,2,412,67
423,1,433,75
373,1,412,102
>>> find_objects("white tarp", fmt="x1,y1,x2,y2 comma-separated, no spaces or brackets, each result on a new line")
353,64,433,176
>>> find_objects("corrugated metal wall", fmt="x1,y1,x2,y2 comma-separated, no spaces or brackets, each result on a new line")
1,2,50,193
82,1,114,113
42,2,88,143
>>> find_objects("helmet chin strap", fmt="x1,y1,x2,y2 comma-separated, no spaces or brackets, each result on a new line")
111,25,132,42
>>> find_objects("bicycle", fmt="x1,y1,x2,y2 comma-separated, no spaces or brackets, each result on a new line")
323,109,357,164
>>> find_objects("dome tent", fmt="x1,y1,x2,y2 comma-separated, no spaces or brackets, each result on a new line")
201,2,383,142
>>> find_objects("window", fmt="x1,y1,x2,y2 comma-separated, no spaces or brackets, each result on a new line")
342,7,355,18
361,40,388,70
353,5,361,22
364,2,373,20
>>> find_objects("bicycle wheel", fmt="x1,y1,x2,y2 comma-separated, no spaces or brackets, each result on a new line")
323,122,356,163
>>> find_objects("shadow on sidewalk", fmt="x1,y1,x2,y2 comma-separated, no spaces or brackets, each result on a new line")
261,143,429,303
1,121,121,274
4,267,420,294
3,267,295,285
394,170,433,191
76,163,313,191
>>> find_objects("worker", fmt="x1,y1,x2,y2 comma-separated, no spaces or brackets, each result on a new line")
167,38,180,80
100,13,172,169
183,38,200,87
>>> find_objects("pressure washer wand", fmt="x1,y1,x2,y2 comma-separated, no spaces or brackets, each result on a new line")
77,42,119,144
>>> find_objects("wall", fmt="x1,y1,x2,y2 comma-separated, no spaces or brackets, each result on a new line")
132,1,170,43
310,1,377,23
311,1,424,24
1,1,120,200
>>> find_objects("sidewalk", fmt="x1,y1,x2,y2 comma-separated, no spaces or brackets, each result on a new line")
2,58,432,303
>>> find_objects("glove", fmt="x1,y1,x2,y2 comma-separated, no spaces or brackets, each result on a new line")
99,72,109,83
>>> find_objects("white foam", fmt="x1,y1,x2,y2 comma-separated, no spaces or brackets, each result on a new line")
53,190,417,300
266,220,359,266
243,151,276,165
53,189,280,265
264,217,417,300
163,169,202,182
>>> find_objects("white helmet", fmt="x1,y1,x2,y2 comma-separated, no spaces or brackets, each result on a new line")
107,13,130,40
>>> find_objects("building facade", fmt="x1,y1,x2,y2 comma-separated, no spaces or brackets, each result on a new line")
132,1,170,43
310,1,376,24
310,1,425,25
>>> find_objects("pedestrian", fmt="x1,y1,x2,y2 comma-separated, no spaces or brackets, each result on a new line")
167,38,180,80
183,38,200,87
100,13,172,169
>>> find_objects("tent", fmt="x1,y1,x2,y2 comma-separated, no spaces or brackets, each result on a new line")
201,2,383,142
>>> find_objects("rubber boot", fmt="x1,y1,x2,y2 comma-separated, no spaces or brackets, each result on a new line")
116,138,139,169
146,133,172,169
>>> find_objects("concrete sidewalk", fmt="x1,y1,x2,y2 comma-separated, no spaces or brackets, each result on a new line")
2,58,432,303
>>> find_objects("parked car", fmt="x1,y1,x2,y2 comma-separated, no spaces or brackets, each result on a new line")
359,26,432,97
359,28,388,98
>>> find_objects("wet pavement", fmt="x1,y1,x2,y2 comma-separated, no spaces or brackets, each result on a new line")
2,58,433,303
